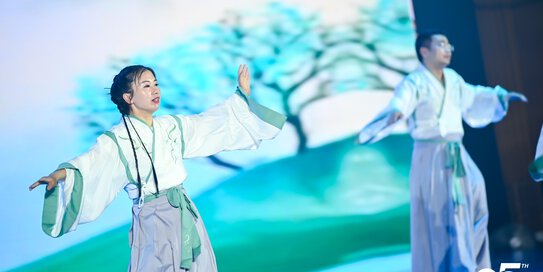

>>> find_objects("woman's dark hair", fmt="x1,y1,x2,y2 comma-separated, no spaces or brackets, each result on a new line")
415,29,447,63
110,65,156,115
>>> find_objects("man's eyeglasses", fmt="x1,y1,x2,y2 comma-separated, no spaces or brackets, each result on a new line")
434,42,455,52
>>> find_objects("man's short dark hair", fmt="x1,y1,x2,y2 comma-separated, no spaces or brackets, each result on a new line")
415,29,447,62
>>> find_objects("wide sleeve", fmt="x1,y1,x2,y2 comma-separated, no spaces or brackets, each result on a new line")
460,75,509,128
42,133,128,238
176,89,286,159
529,124,543,182
357,78,418,144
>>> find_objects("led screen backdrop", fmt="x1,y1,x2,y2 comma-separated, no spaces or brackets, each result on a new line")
1,0,418,271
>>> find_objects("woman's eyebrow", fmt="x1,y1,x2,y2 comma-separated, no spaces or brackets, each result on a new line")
139,79,157,85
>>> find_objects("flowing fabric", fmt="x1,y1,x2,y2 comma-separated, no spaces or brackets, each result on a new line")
529,124,543,181
129,187,216,272
41,92,286,271
410,139,490,272
358,65,511,271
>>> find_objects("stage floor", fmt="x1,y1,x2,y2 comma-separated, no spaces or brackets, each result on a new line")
318,247,543,272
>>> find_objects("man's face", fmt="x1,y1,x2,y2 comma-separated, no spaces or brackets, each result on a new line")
422,34,454,68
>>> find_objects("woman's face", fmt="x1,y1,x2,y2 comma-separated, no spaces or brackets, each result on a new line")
124,70,161,117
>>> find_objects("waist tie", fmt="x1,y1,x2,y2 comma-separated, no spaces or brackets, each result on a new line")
416,139,466,209
143,186,202,270
445,142,466,209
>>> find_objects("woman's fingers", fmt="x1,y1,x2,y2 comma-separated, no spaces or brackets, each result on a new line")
29,177,56,191
238,64,248,78
29,178,46,191
28,181,41,191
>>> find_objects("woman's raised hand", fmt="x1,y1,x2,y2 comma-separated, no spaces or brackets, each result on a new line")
237,64,251,97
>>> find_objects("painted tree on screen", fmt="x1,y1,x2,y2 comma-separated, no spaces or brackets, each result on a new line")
76,0,416,169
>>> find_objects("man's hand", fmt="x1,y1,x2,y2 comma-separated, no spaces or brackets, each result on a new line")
388,111,403,125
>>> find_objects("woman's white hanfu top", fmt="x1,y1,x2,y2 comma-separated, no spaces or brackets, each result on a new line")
42,91,286,238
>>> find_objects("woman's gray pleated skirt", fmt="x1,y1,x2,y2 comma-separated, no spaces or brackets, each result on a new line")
128,190,217,272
